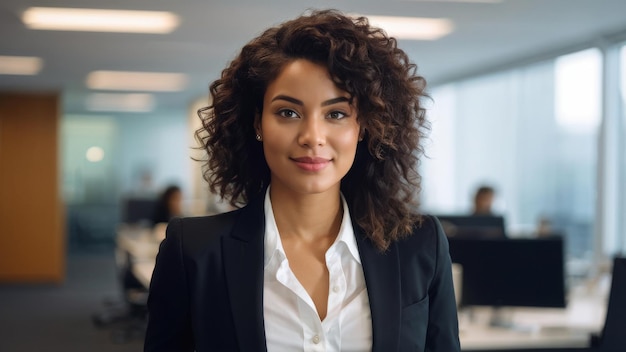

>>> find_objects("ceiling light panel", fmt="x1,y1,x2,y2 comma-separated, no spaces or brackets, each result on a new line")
86,71,188,92
22,7,179,33
402,0,501,3
361,15,454,40
86,93,155,112
0,55,43,75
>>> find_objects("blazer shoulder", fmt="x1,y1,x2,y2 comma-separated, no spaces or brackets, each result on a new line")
394,214,449,268
415,214,440,234
402,214,445,246
420,214,447,240
177,209,242,233
168,209,244,256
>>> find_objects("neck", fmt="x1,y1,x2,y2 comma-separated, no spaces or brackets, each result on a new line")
269,185,343,242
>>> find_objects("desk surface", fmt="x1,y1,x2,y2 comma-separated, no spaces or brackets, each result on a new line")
116,225,161,261
116,225,161,289
460,284,607,350
461,326,591,350
133,261,155,289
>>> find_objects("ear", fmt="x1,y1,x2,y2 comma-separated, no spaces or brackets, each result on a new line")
254,111,262,136
358,128,366,141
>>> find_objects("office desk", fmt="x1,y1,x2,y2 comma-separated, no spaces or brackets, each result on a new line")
460,286,607,351
115,225,162,289
132,261,156,289
461,326,591,350
116,225,161,261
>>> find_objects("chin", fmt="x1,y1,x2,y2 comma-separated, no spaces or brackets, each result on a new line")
284,180,341,196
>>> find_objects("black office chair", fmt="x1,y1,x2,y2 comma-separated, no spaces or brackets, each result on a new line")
590,256,626,352
92,247,149,343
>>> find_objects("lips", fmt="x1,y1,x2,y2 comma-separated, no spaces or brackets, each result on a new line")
291,156,331,171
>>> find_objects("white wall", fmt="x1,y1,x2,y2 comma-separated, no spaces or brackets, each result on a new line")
114,111,191,198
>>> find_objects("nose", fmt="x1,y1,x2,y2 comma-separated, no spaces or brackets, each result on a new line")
297,115,325,148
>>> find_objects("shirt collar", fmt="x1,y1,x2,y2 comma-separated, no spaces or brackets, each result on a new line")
335,194,361,264
263,187,284,268
263,187,361,268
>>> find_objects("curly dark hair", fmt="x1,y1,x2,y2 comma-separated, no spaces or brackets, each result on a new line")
196,9,429,251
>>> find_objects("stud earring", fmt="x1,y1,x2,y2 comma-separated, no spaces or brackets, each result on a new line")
255,134,262,141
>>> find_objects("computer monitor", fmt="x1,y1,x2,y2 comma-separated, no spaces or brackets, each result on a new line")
447,236,566,309
436,214,506,239
122,198,157,224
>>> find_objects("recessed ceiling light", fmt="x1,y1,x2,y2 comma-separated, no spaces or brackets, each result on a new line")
0,55,43,75
86,70,188,92
358,15,453,40
86,146,105,162
22,7,179,33
402,0,500,3
86,93,155,112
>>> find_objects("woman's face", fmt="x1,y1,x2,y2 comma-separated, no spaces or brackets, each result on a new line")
258,59,361,196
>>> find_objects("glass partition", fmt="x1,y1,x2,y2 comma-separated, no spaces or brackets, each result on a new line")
423,49,602,270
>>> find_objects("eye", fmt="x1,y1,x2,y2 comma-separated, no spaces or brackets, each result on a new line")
327,111,348,120
277,109,300,119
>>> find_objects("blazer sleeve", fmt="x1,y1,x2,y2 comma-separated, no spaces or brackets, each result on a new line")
426,215,461,352
144,218,195,352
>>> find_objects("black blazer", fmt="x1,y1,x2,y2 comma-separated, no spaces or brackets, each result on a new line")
144,194,460,352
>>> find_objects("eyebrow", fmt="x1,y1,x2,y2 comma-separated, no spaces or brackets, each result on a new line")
271,95,350,107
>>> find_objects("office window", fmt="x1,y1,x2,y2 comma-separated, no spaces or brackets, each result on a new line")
552,49,601,259
593,43,625,257
420,85,457,211
616,44,626,255
555,49,602,132
423,49,602,264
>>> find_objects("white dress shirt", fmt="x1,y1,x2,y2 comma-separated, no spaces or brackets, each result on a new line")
263,189,373,352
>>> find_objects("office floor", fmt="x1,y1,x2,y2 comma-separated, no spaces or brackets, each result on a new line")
0,247,144,352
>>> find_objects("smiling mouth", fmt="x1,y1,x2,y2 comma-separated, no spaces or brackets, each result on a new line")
291,156,331,171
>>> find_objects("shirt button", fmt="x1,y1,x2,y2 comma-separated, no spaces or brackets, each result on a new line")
312,335,320,344
333,286,340,293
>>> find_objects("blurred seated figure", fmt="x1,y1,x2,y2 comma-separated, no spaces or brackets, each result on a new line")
436,185,505,239
535,216,553,237
472,185,495,215
151,185,182,226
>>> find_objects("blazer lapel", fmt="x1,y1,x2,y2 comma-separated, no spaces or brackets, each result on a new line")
355,226,401,352
223,195,267,352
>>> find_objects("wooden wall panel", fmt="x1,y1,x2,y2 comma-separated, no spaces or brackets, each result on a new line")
0,93,64,283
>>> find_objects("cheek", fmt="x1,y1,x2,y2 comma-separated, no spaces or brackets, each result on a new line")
260,127,289,165
262,125,289,150
336,127,360,152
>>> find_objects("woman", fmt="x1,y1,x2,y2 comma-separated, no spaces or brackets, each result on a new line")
145,9,460,352
150,185,183,226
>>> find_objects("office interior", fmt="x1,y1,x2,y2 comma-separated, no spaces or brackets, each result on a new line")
1,1,625,351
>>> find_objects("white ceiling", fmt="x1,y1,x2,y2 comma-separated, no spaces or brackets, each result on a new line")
1,0,625,115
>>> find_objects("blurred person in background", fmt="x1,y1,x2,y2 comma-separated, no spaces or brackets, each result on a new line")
472,185,495,215
151,185,183,226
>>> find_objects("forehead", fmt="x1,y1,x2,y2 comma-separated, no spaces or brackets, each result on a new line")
264,59,349,99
